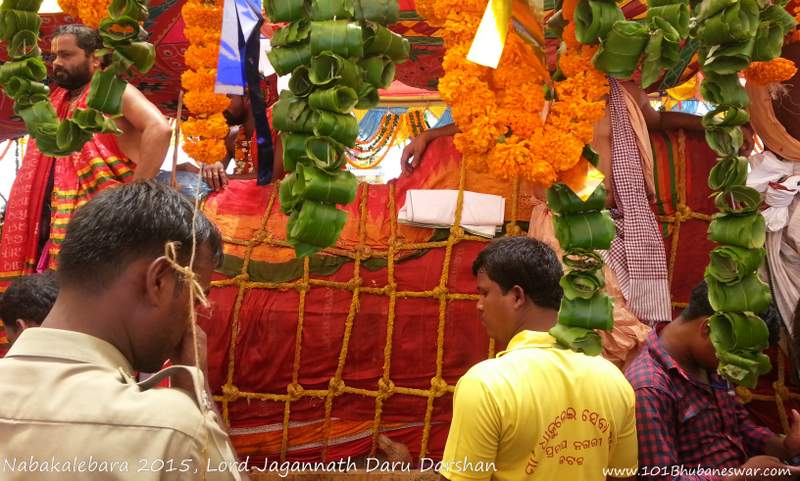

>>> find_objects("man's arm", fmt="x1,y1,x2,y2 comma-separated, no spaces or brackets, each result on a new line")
400,123,459,175
121,84,173,180
742,405,800,460
439,372,499,481
634,387,724,481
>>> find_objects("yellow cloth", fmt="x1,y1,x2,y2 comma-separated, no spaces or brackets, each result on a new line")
0,328,241,481
440,330,638,481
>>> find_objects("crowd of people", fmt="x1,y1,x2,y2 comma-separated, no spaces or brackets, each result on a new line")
0,18,798,481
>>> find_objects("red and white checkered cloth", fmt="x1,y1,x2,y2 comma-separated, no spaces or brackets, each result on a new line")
602,78,672,324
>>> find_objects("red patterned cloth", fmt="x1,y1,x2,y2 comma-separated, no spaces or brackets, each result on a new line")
0,87,134,288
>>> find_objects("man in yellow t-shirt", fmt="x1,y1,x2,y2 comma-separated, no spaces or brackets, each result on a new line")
439,237,638,481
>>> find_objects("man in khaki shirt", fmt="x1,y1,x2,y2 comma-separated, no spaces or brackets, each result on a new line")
0,181,246,480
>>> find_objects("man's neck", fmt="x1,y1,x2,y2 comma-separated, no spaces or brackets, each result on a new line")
513,306,559,337
660,321,708,382
67,83,89,102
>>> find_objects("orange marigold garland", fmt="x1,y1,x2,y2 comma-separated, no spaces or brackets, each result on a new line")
743,57,798,85
57,0,111,28
415,0,607,187
180,0,229,165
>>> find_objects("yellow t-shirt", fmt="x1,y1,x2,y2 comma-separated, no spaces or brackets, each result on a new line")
440,330,638,481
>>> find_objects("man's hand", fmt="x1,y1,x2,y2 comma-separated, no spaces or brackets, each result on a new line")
203,162,229,191
783,409,800,457
377,434,412,464
400,132,431,176
740,124,756,157
171,325,208,373
399,123,460,176
728,455,800,481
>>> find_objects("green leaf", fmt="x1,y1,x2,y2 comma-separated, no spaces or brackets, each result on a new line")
308,85,359,113
289,65,315,97
313,110,359,146
760,5,797,35
281,133,312,173
593,20,650,78
713,185,762,214
279,173,301,214
701,72,749,109
108,0,148,21
308,0,353,20
557,293,614,330
114,41,155,73
98,16,142,45
272,92,317,133
271,20,311,47
304,135,345,170
708,211,766,249
7,28,40,59
359,55,395,89
707,245,765,283
353,0,399,23
288,200,348,253
702,105,750,128
310,20,364,58
71,108,122,134
701,37,755,75
574,0,624,45
0,56,47,84
562,249,605,271
355,83,380,109
549,323,603,356
0,9,40,42
696,0,759,44
751,21,784,62
705,126,743,157
546,182,607,214
641,29,665,89
706,273,772,313
309,52,362,89
86,69,128,116
264,0,307,23
560,268,605,300
708,155,748,190
648,2,689,37
267,42,312,76
294,163,358,204
363,22,410,63
553,210,616,250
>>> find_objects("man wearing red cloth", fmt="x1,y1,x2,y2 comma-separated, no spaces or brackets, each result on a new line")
0,24,172,287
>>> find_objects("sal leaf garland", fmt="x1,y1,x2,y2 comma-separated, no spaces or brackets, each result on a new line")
0,0,154,157
570,0,796,386
266,0,409,257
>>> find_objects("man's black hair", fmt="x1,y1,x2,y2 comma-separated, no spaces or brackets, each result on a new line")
52,24,111,67
57,180,223,291
681,281,715,321
472,236,563,310
0,272,58,328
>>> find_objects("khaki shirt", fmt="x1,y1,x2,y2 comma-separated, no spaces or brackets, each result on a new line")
0,328,243,480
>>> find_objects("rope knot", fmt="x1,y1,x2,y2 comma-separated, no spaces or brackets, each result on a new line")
253,230,269,243
358,245,373,257
735,385,753,404
384,283,397,295
235,273,250,283
430,377,449,397
675,204,692,222
164,241,209,308
328,378,346,397
432,286,448,297
287,383,304,400
222,384,241,402
506,223,523,236
774,381,791,399
450,226,464,239
378,378,396,399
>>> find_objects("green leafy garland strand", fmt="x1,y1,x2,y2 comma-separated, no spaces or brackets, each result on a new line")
266,0,409,258
548,182,616,356
0,0,155,157
550,0,796,386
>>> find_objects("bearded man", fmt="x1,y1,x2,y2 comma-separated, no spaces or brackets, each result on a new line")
0,24,172,287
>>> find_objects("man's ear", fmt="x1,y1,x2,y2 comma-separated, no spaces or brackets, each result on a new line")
511,285,527,309
699,317,712,339
15,319,29,332
145,257,177,307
